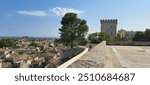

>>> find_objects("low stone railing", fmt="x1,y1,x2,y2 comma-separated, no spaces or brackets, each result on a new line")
57,41,107,68
68,41,106,68
58,46,89,68
107,41,150,46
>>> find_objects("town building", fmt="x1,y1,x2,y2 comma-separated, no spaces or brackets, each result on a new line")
118,29,136,39
118,29,126,38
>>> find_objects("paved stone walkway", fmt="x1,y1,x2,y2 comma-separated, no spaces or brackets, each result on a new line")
69,42,150,68
68,41,106,68
111,46,150,68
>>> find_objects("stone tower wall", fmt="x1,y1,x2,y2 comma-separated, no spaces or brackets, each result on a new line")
100,19,117,37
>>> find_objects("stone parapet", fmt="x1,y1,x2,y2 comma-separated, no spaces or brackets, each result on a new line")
58,46,88,68
100,19,117,24
68,41,107,68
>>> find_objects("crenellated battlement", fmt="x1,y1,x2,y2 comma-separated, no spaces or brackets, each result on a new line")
100,19,117,24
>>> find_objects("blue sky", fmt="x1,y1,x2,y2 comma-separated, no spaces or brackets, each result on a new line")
0,0,150,37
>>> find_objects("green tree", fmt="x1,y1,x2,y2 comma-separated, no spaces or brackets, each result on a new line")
0,39,16,48
133,31,145,41
59,13,89,48
98,32,112,42
88,32,100,44
88,32,112,44
145,29,150,41
78,37,88,45
30,41,38,47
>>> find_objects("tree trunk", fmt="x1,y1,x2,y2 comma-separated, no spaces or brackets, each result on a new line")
71,41,74,48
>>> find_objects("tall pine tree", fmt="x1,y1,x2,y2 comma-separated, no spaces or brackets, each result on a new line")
59,13,88,48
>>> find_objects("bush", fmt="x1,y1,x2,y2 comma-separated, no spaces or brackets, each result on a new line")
0,39,16,48
88,32,112,44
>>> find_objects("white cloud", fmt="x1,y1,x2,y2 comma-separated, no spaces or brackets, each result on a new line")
50,7,84,16
17,11,48,16
17,7,84,17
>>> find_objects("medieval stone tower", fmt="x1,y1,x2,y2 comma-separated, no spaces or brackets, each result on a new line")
100,19,117,37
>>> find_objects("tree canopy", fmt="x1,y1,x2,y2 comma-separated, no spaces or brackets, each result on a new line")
88,32,112,44
0,39,16,48
30,41,38,47
99,32,112,41
59,13,89,48
133,31,145,41
145,29,150,41
88,32,100,44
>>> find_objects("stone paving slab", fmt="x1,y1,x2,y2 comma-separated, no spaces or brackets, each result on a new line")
68,42,150,68
111,46,150,68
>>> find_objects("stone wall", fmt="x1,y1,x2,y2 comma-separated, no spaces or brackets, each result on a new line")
58,46,88,68
100,19,117,37
68,41,107,68
60,47,86,64
107,41,150,46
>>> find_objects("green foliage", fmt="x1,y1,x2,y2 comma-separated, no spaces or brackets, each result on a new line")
30,41,38,47
133,31,145,41
114,36,122,42
59,13,89,48
88,32,100,44
99,32,112,41
145,29,150,41
77,36,88,45
88,32,112,44
0,39,16,48
132,29,150,41
113,34,124,41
